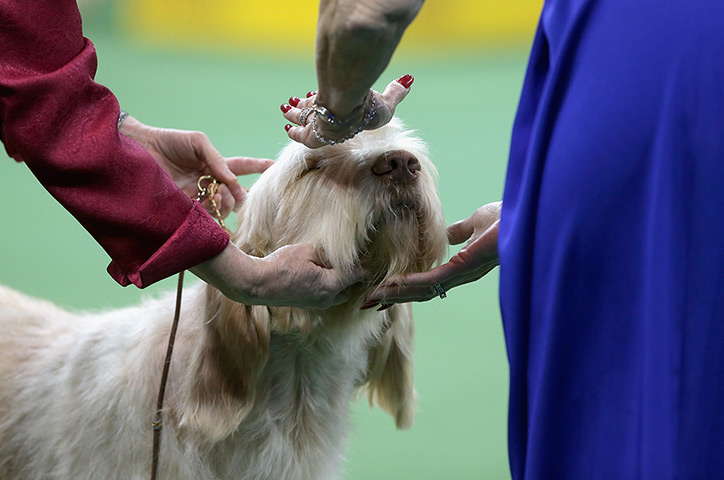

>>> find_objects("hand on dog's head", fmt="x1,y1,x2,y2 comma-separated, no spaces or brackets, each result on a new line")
234,118,448,297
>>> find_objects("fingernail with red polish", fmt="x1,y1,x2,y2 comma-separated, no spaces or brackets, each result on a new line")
377,304,393,312
289,97,300,107
280,104,291,113
306,91,317,98
284,124,292,132
397,74,414,89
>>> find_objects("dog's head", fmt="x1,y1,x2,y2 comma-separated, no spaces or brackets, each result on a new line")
235,117,447,287
185,120,446,439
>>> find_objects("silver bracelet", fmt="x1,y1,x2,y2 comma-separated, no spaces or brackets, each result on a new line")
117,109,129,129
311,94,376,146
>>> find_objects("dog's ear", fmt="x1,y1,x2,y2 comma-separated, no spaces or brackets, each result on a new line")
178,290,270,441
362,303,417,429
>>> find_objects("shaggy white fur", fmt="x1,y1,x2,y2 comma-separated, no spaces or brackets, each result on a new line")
0,119,448,480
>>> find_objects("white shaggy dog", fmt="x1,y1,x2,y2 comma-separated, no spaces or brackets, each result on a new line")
0,119,448,480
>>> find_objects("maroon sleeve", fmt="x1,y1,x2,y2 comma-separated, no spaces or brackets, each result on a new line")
0,0,229,287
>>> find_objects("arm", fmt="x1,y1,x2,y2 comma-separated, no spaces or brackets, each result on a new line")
190,242,363,309
0,1,230,287
314,0,423,116
0,0,364,306
283,0,423,147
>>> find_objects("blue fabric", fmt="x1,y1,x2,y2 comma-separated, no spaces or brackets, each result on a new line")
499,1,724,478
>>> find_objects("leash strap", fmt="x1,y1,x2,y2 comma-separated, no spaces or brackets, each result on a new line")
150,270,184,480
150,175,230,480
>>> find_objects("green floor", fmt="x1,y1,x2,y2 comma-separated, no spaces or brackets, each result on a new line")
0,26,531,479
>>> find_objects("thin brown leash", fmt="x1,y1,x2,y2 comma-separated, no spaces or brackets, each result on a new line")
150,176,229,480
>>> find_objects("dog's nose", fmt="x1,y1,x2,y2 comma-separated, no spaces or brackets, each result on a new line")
372,150,421,184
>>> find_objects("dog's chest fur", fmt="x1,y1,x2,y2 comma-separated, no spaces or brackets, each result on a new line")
207,309,382,479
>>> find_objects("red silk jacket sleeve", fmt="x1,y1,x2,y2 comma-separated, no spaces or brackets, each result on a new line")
0,0,230,287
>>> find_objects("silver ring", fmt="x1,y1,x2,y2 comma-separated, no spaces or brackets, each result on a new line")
299,107,313,127
432,284,447,299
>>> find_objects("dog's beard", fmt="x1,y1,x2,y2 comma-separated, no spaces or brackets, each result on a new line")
233,124,447,310
360,187,428,286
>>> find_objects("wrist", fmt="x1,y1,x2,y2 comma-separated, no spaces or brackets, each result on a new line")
117,109,129,129
190,242,262,304
313,89,369,120
118,114,153,145
310,91,377,145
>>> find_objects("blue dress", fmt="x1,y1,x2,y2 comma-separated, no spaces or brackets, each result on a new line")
499,1,724,478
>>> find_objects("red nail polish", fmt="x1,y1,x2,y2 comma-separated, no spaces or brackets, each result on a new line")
289,97,300,107
360,301,379,310
284,124,292,132
397,74,414,89
377,304,393,312
306,91,317,98
280,104,291,113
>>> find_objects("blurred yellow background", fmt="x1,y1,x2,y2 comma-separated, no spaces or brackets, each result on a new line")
121,0,542,54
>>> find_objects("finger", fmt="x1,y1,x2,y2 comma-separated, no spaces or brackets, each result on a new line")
327,269,365,306
361,300,381,310
367,282,434,305
285,95,316,111
447,216,475,245
388,263,459,289
215,188,236,218
295,95,317,108
457,221,500,262
194,138,247,203
216,183,248,213
226,156,275,175
367,77,413,130
304,265,364,309
281,105,311,126
344,264,365,285
285,124,324,149
365,260,467,304
365,281,428,306
320,264,364,295
379,75,414,109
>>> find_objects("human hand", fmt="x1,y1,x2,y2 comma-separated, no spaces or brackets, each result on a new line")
362,202,502,309
191,243,364,309
119,116,274,217
250,244,365,308
280,75,414,148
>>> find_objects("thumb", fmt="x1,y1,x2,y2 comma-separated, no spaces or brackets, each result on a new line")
447,217,474,245
194,135,246,203
380,75,414,108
